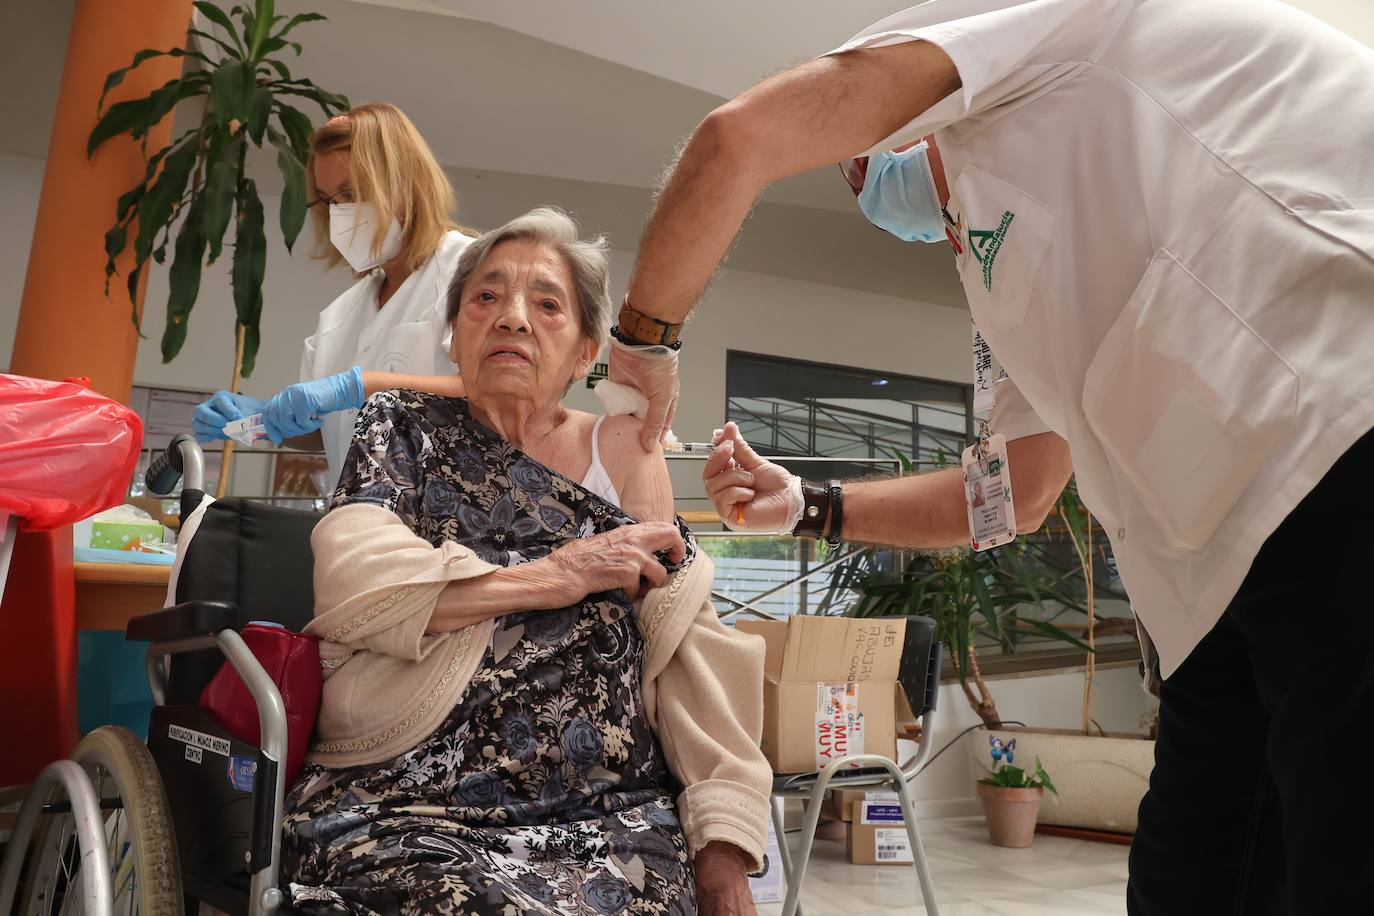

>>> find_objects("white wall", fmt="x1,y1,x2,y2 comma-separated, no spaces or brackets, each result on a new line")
0,153,970,409
1283,0,1374,46
907,666,1148,814
0,153,45,370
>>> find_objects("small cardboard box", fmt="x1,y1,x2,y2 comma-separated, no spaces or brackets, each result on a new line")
736,617,919,774
748,816,786,903
90,518,163,552
847,796,913,866
823,785,877,823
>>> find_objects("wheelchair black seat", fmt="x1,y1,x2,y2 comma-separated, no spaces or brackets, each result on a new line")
166,498,321,705
136,497,321,915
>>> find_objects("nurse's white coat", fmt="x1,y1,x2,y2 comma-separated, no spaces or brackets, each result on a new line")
301,230,472,482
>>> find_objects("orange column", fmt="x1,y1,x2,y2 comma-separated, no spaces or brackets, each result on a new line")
8,0,193,403
0,0,191,782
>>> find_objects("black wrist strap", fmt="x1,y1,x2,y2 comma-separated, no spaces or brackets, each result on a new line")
791,480,830,540
825,479,844,549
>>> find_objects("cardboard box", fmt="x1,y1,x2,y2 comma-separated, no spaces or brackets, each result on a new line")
847,796,913,866
737,617,920,773
748,816,786,903
823,785,880,823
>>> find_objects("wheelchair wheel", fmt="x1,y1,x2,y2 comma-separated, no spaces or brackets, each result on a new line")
15,726,183,915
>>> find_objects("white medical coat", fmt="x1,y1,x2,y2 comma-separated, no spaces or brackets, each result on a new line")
829,0,1374,675
301,230,473,482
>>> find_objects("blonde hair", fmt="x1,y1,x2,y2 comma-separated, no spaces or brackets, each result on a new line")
307,102,471,272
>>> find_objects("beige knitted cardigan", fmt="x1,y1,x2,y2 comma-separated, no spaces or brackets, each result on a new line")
303,503,772,868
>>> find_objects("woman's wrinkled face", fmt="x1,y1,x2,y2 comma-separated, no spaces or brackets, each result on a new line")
450,239,598,406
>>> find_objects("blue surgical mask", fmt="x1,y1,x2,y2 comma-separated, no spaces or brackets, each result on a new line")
856,142,946,243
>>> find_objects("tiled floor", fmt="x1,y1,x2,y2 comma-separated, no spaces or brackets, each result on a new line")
758,816,1129,916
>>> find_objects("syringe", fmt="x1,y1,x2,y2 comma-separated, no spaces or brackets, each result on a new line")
663,439,747,525
662,441,720,454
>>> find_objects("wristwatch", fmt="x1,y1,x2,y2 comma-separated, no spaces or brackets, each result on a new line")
616,297,685,348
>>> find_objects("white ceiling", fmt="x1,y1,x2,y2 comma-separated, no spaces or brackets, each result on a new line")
347,0,915,98
4,0,1367,307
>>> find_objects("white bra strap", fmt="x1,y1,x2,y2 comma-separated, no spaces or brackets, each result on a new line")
589,414,608,468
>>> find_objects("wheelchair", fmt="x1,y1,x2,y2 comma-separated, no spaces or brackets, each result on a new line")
1,436,322,916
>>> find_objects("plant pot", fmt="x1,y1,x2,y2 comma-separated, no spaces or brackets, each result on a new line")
977,783,1043,847
971,727,1154,834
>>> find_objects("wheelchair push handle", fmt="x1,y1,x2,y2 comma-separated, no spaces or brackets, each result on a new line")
146,435,207,524
146,434,203,494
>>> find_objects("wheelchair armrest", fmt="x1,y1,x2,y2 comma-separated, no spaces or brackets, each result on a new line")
125,600,240,643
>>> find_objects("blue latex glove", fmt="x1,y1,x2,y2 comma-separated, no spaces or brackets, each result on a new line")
262,367,366,441
193,391,269,443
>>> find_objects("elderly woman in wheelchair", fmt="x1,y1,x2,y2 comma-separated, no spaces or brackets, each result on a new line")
282,207,771,915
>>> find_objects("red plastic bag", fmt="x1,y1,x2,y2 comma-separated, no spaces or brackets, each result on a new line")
199,623,322,787
0,374,144,530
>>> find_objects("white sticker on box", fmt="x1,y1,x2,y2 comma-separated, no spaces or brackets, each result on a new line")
168,723,231,757
875,827,913,863
815,682,864,769
184,744,202,764
860,799,905,825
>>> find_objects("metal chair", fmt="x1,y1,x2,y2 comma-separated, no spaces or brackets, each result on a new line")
770,638,943,916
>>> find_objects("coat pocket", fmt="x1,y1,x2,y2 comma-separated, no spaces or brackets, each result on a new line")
1082,249,1297,551
952,165,1055,332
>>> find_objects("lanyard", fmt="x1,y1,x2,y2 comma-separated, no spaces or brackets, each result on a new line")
971,321,999,456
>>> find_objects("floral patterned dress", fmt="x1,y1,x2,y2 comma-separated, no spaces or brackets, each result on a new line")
282,392,698,915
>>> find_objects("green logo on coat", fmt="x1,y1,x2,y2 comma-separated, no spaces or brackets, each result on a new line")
968,210,1016,292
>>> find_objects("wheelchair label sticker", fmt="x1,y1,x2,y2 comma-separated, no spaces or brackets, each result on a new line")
184,744,202,764
168,724,231,757
227,755,257,793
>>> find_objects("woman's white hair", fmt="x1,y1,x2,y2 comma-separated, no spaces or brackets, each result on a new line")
446,207,612,343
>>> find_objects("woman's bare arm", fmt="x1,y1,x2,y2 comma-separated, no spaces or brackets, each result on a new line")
363,371,465,399
427,558,573,634
602,415,675,522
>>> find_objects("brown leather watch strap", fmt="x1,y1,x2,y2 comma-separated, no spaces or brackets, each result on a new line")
791,479,831,540
617,298,684,348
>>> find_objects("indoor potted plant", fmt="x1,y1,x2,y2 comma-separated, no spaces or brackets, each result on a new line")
88,0,348,493
822,466,1096,729
980,483,1156,837
975,737,1058,847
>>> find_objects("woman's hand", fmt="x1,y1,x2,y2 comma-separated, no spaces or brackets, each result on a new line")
193,391,267,443
547,521,686,600
263,367,366,441
695,842,757,916
431,522,684,633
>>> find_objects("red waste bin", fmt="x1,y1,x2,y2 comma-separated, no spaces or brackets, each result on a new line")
0,374,142,784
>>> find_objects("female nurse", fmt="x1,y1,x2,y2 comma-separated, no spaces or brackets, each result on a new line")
193,102,469,483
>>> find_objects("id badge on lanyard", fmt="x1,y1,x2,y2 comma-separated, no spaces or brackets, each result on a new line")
962,322,1016,551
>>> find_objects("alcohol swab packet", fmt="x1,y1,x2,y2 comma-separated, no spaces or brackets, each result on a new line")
223,413,268,447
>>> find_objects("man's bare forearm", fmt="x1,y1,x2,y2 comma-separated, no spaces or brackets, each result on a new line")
825,433,1075,549
627,41,960,324
839,469,971,549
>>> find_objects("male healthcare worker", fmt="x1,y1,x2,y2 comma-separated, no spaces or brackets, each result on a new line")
607,1,1374,912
